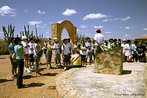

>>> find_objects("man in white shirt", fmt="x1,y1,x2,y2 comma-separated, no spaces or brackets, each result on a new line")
52,38,61,68
94,28,104,54
94,29,104,45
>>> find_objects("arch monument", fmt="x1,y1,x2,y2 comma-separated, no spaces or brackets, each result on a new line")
51,20,77,45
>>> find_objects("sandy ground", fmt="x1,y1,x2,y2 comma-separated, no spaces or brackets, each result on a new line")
0,55,64,98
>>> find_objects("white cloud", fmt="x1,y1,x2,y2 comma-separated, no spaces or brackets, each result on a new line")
143,28,147,30
81,25,87,28
102,19,110,22
0,6,16,16
62,9,77,16
37,10,45,15
94,25,104,29
105,32,112,34
102,16,131,22
125,27,130,29
83,13,107,20
28,21,42,26
121,16,131,21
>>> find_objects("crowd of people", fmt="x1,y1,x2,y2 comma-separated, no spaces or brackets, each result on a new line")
7,28,147,88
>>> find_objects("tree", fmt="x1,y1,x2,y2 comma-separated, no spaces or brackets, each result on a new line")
2,24,15,43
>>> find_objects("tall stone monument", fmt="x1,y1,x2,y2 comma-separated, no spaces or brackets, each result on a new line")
51,20,77,45
94,47,123,75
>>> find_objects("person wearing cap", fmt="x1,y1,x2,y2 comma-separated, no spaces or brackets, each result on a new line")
52,38,61,68
94,28,104,54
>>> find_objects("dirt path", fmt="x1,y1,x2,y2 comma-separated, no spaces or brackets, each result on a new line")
0,55,63,98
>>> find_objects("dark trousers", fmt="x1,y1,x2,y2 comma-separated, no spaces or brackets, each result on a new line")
133,54,138,62
16,59,24,88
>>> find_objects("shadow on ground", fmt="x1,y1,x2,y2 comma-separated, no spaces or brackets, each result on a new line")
0,79,13,83
23,75,34,79
27,82,45,88
43,72,58,76
122,70,132,75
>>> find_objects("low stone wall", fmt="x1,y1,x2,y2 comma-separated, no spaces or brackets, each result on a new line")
94,47,123,75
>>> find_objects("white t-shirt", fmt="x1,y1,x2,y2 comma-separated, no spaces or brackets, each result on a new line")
28,42,35,54
80,46,87,55
21,41,29,54
53,43,60,55
34,43,39,55
124,44,133,56
94,33,104,45
61,44,70,55
85,42,92,48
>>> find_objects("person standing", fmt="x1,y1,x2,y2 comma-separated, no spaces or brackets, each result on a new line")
136,41,146,62
14,37,25,88
34,38,42,76
45,38,53,69
21,36,30,73
52,38,61,68
124,40,133,62
61,39,71,68
94,28,104,54
8,37,17,78
132,40,138,62
28,38,35,70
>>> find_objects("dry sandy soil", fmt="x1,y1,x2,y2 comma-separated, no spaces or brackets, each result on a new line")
0,55,64,98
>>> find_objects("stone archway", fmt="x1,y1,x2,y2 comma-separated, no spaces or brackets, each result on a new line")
51,20,77,45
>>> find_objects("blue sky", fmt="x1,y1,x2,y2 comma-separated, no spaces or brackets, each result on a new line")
0,0,147,40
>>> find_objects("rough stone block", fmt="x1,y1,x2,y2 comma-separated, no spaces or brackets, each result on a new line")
94,47,123,75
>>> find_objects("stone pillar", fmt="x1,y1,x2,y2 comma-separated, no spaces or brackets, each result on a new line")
94,47,123,75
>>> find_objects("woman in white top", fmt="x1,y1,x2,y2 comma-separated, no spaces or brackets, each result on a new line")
124,40,133,62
